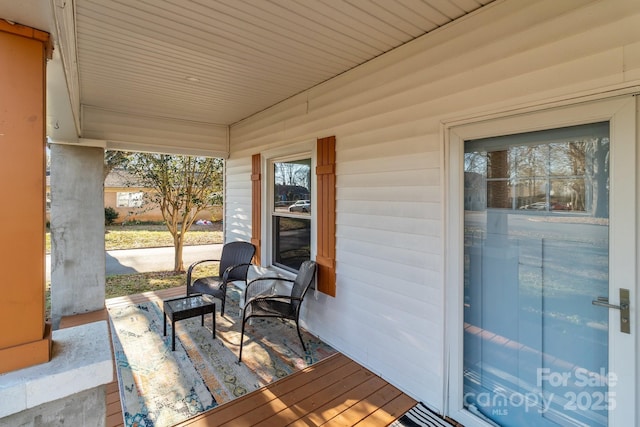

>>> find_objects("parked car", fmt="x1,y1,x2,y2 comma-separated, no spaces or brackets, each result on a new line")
519,201,571,211
519,201,548,210
288,200,311,213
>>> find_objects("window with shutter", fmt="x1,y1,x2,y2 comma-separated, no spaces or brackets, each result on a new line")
251,136,336,296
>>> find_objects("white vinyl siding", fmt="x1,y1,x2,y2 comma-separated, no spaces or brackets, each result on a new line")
82,107,229,158
226,0,640,412
224,157,253,243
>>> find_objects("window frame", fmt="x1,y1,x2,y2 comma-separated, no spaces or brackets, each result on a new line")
261,141,317,274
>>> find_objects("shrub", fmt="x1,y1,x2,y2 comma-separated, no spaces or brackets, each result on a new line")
105,207,119,225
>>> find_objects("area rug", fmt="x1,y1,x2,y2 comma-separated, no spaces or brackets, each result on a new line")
108,285,336,427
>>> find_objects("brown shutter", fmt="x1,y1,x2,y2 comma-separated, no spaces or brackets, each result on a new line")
251,153,261,265
316,136,336,296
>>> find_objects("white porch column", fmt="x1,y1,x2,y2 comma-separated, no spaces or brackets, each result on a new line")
50,144,106,328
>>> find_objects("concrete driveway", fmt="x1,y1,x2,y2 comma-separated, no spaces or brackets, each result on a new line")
46,244,223,280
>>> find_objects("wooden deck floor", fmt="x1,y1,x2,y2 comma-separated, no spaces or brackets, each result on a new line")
59,287,417,427
176,352,415,426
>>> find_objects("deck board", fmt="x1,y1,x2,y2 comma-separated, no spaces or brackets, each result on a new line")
59,287,418,427
177,353,417,427
194,352,357,426
287,374,391,426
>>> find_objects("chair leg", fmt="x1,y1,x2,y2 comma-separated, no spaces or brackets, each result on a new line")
295,321,307,353
221,297,225,316
238,316,247,363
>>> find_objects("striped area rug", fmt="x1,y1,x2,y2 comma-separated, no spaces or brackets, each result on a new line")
390,402,459,427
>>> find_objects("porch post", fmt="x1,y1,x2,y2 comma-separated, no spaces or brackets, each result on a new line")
50,144,106,328
0,21,52,374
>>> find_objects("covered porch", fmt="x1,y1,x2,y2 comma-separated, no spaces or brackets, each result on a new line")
3,0,640,426
58,287,436,427
1,1,496,424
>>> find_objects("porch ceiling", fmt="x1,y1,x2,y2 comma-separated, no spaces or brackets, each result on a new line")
1,0,494,151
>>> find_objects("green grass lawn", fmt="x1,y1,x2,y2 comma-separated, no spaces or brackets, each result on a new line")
105,264,218,298
46,222,223,253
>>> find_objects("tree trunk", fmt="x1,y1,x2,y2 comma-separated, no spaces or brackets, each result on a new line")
593,138,608,218
174,234,185,272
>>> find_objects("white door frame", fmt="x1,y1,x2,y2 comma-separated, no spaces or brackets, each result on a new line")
444,95,638,427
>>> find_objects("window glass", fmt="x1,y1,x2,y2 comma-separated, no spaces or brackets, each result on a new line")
462,121,611,426
272,159,311,215
116,192,144,208
465,122,609,214
273,216,311,270
271,157,311,271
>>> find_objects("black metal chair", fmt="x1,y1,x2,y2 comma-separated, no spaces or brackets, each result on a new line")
238,260,317,362
186,241,255,316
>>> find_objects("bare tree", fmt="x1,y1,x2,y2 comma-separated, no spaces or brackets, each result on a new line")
275,160,310,187
126,153,223,271
104,150,132,181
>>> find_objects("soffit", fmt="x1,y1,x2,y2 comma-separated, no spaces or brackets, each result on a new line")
74,0,494,127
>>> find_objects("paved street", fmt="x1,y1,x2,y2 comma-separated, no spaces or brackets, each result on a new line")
46,244,223,280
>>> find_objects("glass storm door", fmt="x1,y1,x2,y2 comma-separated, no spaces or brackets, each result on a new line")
459,105,636,427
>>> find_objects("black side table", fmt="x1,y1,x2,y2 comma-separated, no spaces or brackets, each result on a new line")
163,294,215,351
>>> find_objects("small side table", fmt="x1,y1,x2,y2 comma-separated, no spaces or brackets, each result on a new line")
163,294,215,351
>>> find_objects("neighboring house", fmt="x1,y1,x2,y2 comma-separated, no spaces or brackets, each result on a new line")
102,170,222,224
3,1,640,427
45,170,222,224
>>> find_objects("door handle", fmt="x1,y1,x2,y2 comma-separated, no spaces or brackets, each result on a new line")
592,297,629,310
592,288,630,334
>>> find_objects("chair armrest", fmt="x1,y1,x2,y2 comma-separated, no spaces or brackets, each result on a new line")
221,262,254,282
245,277,294,303
246,294,303,305
187,259,221,285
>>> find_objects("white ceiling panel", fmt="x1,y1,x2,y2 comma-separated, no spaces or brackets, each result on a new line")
72,0,493,127
1,0,494,143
